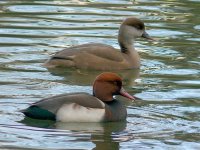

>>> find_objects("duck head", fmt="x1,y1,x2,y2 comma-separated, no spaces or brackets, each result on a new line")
93,72,135,102
118,17,153,51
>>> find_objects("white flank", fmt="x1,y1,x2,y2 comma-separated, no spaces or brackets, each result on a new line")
56,103,105,122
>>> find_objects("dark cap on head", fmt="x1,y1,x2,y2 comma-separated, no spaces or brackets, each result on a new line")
122,17,145,30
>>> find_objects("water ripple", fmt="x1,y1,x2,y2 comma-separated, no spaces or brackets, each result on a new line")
0,0,200,149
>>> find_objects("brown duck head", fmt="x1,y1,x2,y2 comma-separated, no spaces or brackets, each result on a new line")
93,72,135,102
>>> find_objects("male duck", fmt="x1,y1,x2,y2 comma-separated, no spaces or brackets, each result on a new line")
44,17,153,70
22,72,136,122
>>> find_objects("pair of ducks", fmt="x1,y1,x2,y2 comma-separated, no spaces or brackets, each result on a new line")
22,17,153,122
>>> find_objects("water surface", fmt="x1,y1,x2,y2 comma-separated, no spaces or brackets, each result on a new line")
0,0,200,149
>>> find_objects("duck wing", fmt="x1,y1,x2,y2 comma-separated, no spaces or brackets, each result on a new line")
51,43,123,62
45,43,128,70
22,93,105,120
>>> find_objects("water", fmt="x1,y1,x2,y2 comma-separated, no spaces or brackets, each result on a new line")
0,0,200,149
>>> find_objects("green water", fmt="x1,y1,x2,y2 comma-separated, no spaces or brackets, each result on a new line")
0,0,200,149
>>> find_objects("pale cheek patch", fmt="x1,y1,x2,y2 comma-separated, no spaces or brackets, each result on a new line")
56,103,105,122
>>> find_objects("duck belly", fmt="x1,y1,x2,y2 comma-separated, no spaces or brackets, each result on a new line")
56,103,105,122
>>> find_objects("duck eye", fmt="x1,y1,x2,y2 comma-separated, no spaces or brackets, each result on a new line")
113,81,122,87
135,25,140,29
113,81,118,85
134,24,143,30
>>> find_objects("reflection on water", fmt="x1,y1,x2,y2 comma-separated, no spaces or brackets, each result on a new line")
0,0,200,149
15,118,127,150
47,68,140,86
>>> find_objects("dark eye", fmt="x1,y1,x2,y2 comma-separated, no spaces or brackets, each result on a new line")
134,24,144,30
113,81,118,85
113,81,122,87
135,25,140,29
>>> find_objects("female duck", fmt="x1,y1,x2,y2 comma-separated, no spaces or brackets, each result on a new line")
44,17,152,70
22,72,136,122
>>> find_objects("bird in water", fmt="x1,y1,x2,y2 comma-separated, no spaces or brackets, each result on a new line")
44,17,153,70
21,72,137,122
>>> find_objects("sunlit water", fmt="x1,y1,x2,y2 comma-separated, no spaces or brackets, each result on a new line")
0,0,200,149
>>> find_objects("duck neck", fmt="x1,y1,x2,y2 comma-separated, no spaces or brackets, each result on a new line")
118,33,135,54
93,92,113,102
119,42,135,54
93,82,114,102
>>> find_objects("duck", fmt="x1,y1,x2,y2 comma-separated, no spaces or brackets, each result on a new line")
21,72,137,122
43,17,153,70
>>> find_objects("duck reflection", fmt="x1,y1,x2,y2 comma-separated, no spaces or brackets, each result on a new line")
20,118,126,150
47,68,140,86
